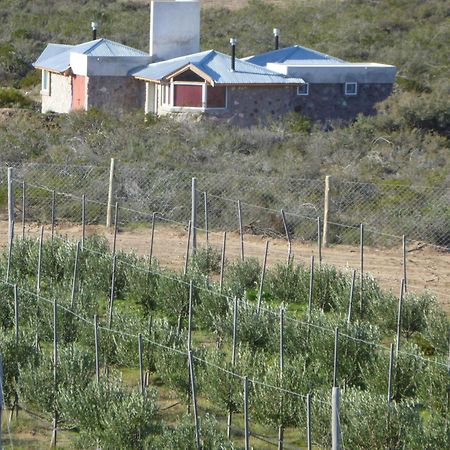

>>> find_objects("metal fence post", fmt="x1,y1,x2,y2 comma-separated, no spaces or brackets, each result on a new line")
257,241,269,313
396,279,405,354
322,175,330,247
94,315,100,383
238,199,244,261
8,167,14,242
306,393,312,450
331,386,341,450
191,178,197,256
244,376,250,450
106,158,115,227
188,351,201,450
219,232,226,292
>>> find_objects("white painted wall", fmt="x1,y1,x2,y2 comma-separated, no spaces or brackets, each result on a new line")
41,73,72,113
70,53,152,76
267,63,397,84
150,1,200,61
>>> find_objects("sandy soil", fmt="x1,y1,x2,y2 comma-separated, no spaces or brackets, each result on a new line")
1,220,449,309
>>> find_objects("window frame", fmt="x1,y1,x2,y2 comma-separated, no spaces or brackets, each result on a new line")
297,83,309,96
162,81,228,112
42,70,51,95
344,82,358,96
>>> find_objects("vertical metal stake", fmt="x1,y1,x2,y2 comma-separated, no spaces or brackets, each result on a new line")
112,202,119,256
108,255,117,329
238,200,244,261
387,343,394,404
396,279,405,354
317,216,322,266
7,167,14,243
188,351,201,450
281,209,291,264
306,393,312,450
81,194,86,249
402,235,407,293
191,178,197,256
257,241,269,312
184,221,192,276
22,181,26,240
187,281,194,352
204,191,209,246
71,241,80,310
219,232,226,292
149,212,156,267
244,376,250,450
94,315,100,383
106,158,115,228
138,333,144,395
50,297,58,448
333,327,339,388
51,190,56,243
307,256,315,321
331,386,341,450
347,269,356,324
359,223,364,315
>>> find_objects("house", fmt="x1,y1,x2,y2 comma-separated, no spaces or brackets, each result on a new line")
245,45,397,121
33,39,151,113
33,0,396,125
132,50,305,125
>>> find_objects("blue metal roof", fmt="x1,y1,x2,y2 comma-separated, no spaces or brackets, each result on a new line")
245,45,346,66
33,39,148,72
131,50,304,85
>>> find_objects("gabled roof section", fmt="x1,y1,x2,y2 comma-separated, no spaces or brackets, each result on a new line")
131,50,304,85
33,38,148,72
245,45,346,66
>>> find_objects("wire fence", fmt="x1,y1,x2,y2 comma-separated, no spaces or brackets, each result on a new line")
0,161,449,248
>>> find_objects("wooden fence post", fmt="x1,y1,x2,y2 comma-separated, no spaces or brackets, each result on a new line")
106,158,115,228
322,175,330,247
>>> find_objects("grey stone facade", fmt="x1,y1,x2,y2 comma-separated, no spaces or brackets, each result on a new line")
204,83,393,126
86,76,145,113
41,73,72,114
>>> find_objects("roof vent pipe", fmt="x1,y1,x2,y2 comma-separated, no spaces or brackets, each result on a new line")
273,28,280,50
230,38,237,72
91,22,98,40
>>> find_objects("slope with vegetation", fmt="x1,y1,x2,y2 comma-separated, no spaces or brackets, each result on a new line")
0,0,448,186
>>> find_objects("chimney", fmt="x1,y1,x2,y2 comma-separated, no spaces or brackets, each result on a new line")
91,21,98,40
230,38,237,71
273,28,280,50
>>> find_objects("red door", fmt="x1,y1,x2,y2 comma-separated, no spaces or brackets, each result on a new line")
72,75,86,110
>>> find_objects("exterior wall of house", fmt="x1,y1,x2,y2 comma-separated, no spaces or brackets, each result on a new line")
295,83,393,122
202,83,393,126
86,76,146,113
41,73,72,114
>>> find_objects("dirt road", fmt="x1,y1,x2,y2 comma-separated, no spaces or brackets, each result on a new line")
1,220,449,308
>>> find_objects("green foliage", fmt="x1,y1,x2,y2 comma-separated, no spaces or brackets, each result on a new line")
60,379,160,450
225,257,261,298
191,245,221,275
149,413,232,450
0,87,31,108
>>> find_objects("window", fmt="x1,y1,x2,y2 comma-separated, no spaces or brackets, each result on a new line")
174,84,202,107
206,86,227,108
42,70,50,94
297,83,309,96
161,84,170,106
345,82,357,96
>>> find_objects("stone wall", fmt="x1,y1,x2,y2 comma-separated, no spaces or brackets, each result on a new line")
295,83,393,122
205,83,393,126
41,73,72,114
86,76,146,113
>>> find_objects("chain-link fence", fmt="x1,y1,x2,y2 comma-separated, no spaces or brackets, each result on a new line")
0,161,449,249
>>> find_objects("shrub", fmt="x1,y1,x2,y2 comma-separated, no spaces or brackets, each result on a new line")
0,87,31,108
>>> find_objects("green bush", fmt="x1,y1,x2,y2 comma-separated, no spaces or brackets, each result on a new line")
0,87,31,108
